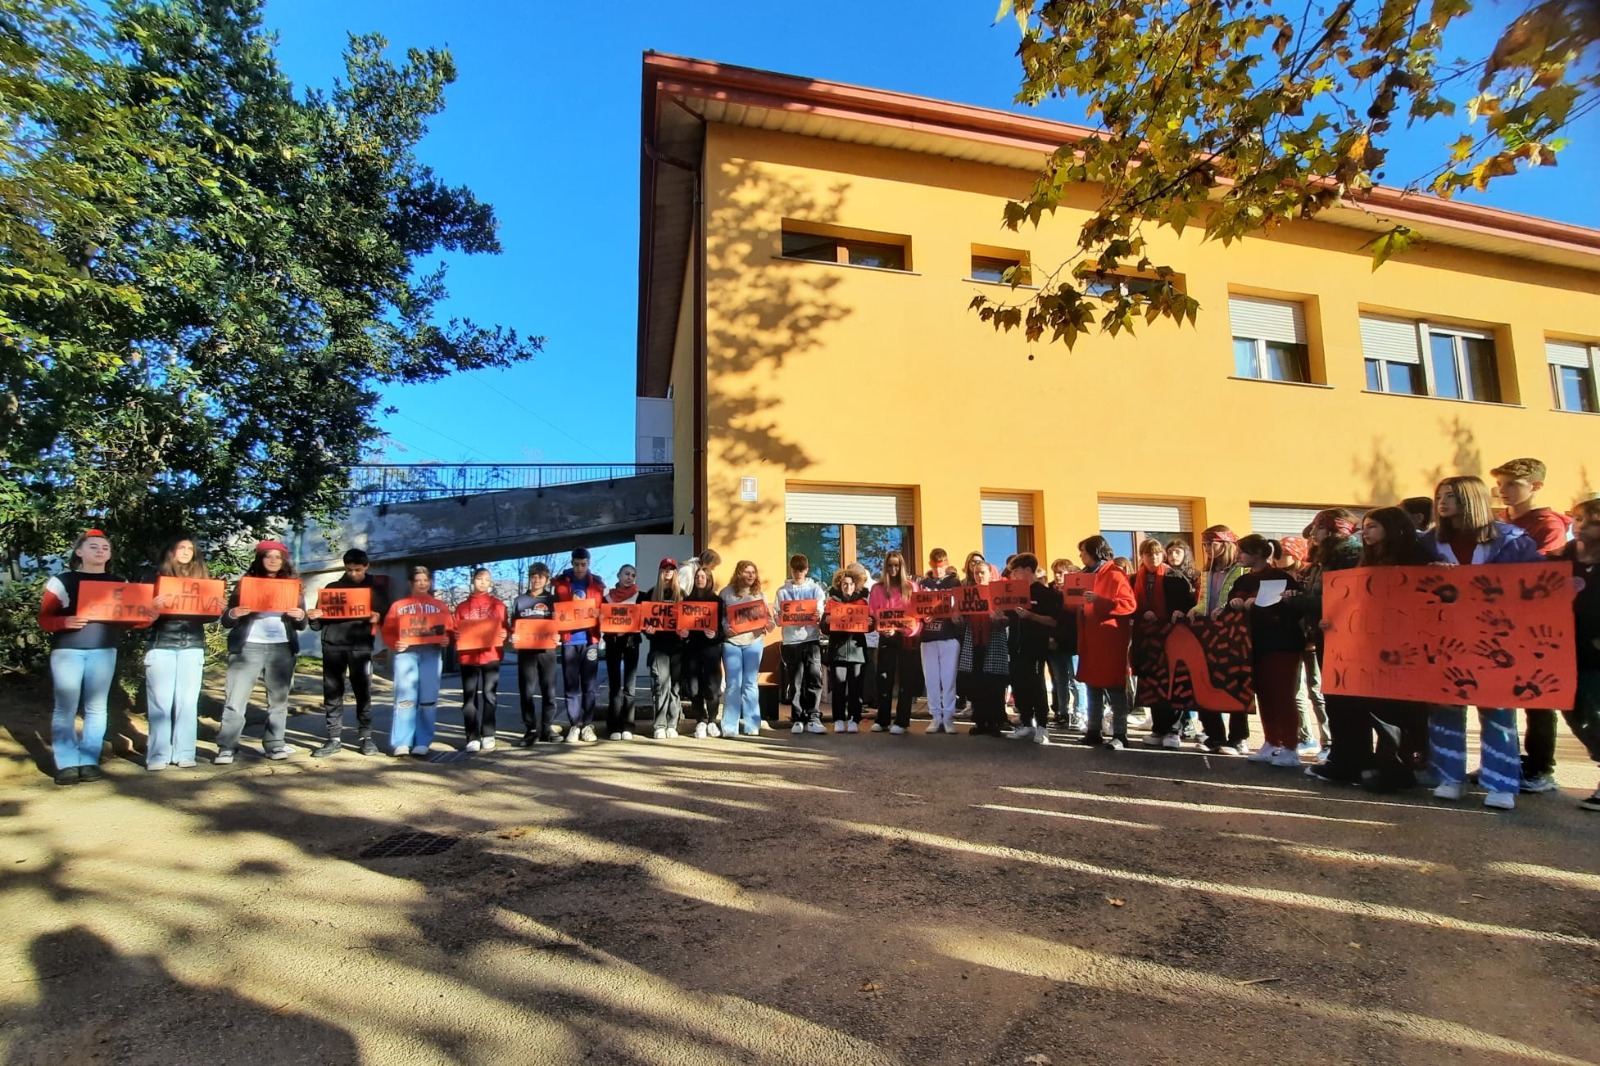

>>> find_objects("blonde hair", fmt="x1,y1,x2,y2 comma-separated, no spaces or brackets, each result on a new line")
729,560,762,596
1435,475,1497,544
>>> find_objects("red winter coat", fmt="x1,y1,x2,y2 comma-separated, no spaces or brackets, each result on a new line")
1077,564,1137,688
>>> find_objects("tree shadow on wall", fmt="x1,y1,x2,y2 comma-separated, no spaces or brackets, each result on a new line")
1421,416,1482,487
703,160,852,543
1355,437,1401,505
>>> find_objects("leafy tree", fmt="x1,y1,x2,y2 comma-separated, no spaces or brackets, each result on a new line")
974,0,1599,347
0,0,540,587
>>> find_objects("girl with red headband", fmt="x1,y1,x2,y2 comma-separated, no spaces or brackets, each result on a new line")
1193,525,1253,754
37,530,132,785
216,540,307,764
1229,535,1304,766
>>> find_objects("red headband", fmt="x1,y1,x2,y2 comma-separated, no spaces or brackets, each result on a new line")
1312,514,1356,538
255,540,290,555
82,529,106,538
1202,530,1238,545
1279,535,1309,561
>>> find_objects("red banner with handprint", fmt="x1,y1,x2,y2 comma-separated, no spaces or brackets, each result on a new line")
1133,613,1254,712
1322,563,1575,709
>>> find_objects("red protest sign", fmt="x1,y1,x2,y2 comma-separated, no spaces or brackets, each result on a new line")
396,609,450,646
678,601,718,634
1323,563,1575,709
1133,615,1254,713
599,602,644,634
778,598,820,626
987,578,1033,611
455,617,504,652
640,600,680,634
954,584,992,615
554,599,601,632
76,581,156,624
827,600,871,633
726,599,771,635
1057,573,1097,607
512,618,560,650
155,576,226,618
238,577,302,613
315,586,372,621
875,606,915,634
911,590,955,620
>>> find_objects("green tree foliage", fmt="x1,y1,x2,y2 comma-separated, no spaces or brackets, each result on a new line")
0,0,540,577
975,0,1599,347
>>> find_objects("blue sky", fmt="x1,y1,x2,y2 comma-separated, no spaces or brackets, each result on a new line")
261,0,1600,474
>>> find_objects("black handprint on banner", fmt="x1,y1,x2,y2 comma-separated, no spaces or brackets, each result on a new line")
1512,669,1560,700
1425,637,1467,663
1527,624,1562,660
1442,666,1479,700
1472,637,1515,669
1476,609,1515,637
1469,574,1505,602
1379,646,1419,666
1417,574,1459,604
1519,571,1563,600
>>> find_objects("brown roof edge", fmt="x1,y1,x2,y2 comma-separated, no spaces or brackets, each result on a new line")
640,51,1600,260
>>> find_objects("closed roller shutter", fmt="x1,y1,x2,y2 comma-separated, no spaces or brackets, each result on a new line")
1547,339,1595,369
1098,498,1193,532
786,486,914,525
1248,505,1327,537
981,492,1035,526
1228,296,1306,345
1360,315,1423,364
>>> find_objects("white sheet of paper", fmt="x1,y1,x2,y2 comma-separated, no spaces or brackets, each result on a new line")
1254,579,1287,607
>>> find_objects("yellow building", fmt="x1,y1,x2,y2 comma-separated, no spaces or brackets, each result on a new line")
638,53,1600,579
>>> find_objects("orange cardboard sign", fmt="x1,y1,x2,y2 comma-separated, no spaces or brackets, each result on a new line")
599,602,644,634
954,584,992,615
397,608,450,646
455,617,504,652
911,590,956,620
554,598,601,632
725,599,771,635
875,607,915,634
678,601,718,634
987,578,1033,611
1057,573,1097,605
778,598,821,626
1323,563,1575,709
513,618,560,650
238,576,303,613
76,581,156,623
827,600,871,633
155,577,225,618
315,586,372,621
640,600,680,634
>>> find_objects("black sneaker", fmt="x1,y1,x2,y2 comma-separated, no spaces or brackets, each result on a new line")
359,737,379,756
1580,791,1600,812
522,731,539,747
312,740,343,758
54,767,81,786
1077,733,1104,747
78,764,104,782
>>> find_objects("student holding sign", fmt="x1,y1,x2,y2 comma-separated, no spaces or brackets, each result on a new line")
454,568,510,752
214,541,307,764
719,561,773,737
775,553,829,734
1420,475,1544,810
1006,553,1065,745
823,569,871,731
382,565,455,757
868,551,921,734
682,563,726,739
307,549,390,758
1553,498,1600,812
918,549,964,735
601,565,644,740
1192,527,1254,755
957,555,1012,736
142,535,221,771
1228,536,1305,767
37,530,133,785
1131,539,1197,749
513,562,562,745
639,559,685,739
554,548,607,744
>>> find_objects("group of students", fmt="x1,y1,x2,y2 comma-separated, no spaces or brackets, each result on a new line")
37,458,1600,813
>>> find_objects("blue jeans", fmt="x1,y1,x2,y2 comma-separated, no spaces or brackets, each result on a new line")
721,641,764,735
144,647,204,766
391,646,442,750
1430,706,1520,793
1047,651,1087,720
1086,684,1129,739
50,647,117,770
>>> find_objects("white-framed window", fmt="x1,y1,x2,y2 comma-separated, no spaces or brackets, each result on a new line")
1358,313,1503,403
1547,338,1599,413
1228,295,1309,383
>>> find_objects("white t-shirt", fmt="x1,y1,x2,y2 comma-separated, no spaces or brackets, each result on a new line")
247,613,289,644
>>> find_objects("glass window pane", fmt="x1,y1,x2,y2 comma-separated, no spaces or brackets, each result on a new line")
1233,338,1259,378
982,525,1020,565
846,241,905,270
1264,341,1308,382
781,233,837,262
972,256,1022,283
1429,333,1461,399
854,525,912,577
1390,361,1422,395
1102,531,1137,560
1556,366,1598,413
1365,359,1382,392
1461,337,1500,402
786,523,842,584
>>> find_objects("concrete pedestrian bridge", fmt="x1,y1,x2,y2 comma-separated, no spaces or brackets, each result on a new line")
296,463,674,577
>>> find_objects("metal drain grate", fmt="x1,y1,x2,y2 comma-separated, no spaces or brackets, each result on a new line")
359,831,458,859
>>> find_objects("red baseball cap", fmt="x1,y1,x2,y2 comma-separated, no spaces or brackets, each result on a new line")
658,557,678,570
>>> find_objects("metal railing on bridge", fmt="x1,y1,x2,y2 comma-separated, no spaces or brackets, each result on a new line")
347,463,672,506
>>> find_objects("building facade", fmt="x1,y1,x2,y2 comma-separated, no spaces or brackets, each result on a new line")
639,54,1600,579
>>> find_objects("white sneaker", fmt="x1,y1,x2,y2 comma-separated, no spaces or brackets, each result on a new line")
926,720,942,734
620,730,633,740
870,723,886,732
1271,747,1303,768
481,737,496,752
889,724,906,735
464,740,481,753
1432,781,1464,801
846,720,859,733
392,746,410,758
1235,740,1253,757
1161,734,1182,749
758,720,771,732
580,725,598,743
665,728,679,739
564,730,581,745
807,721,826,734
706,723,721,738
693,722,708,739
1033,730,1051,745
1142,734,1166,748
652,728,667,740
1009,726,1034,740
609,732,626,741
1484,791,1516,811
1247,744,1277,763
834,721,847,733
791,722,805,734
1521,773,1558,794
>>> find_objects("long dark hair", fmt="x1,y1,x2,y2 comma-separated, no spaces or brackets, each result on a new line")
1360,507,1429,567
157,534,209,579
245,547,297,579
